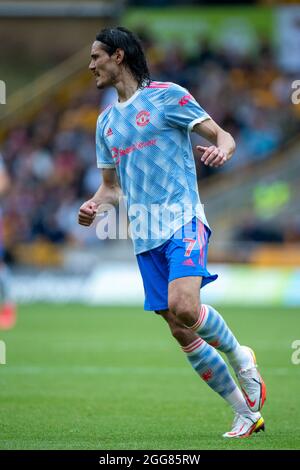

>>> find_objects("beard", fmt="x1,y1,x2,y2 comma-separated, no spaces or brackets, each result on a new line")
95,70,117,89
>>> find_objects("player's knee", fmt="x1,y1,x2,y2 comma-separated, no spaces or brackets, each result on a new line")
168,294,198,326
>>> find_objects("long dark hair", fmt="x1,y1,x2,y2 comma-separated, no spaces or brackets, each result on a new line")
95,26,151,87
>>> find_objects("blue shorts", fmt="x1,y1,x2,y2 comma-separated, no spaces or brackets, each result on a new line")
136,217,218,311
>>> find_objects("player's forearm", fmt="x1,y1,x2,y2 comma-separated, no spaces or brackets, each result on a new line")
91,183,122,209
194,119,236,160
205,128,236,160
215,130,236,161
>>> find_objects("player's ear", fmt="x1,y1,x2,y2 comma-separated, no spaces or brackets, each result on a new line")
114,48,125,65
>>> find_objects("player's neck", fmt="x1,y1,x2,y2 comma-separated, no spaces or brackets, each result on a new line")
115,75,139,104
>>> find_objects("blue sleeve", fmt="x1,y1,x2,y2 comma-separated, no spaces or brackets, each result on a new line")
164,83,210,132
96,115,115,169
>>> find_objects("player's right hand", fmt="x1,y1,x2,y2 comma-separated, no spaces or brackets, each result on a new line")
78,200,98,226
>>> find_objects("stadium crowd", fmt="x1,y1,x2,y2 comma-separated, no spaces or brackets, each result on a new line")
1,33,300,255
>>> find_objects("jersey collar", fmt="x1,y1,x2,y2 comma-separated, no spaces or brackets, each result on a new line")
114,88,142,109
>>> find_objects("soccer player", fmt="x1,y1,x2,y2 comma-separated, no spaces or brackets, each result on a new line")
78,27,266,438
0,154,16,330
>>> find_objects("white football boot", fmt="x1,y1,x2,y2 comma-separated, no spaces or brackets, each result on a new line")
223,412,265,439
236,346,267,412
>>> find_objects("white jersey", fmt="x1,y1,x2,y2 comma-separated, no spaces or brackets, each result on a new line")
96,81,210,254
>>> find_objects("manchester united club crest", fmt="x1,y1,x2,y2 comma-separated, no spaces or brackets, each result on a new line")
136,110,150,127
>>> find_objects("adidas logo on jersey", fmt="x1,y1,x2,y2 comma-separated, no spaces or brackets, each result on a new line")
106,128,113,136
182,258,196,267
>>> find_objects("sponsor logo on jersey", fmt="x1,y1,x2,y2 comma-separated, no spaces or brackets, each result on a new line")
111,139,157,165
136,110,150,127
178,94,192,106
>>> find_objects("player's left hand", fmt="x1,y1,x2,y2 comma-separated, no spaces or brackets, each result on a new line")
196,145,228,168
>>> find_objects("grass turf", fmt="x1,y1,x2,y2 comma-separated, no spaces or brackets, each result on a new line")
0,303,300,450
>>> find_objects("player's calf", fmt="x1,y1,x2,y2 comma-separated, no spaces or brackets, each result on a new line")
157,310,196,347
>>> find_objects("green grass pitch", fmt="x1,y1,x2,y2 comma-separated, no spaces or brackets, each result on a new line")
0,303,300,450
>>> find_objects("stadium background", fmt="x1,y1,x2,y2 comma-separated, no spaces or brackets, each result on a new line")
0,0,300,450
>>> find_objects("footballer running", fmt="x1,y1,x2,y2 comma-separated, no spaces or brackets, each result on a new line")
78,27,266,438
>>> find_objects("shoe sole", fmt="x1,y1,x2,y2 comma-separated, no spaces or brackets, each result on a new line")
244,347,267,412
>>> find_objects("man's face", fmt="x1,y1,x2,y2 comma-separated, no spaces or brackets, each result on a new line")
89,41,119,89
